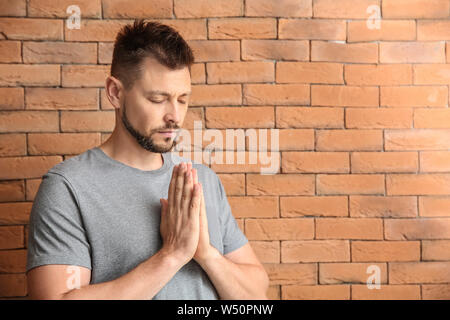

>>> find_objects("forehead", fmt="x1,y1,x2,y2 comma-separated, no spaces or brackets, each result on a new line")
136,56,191,95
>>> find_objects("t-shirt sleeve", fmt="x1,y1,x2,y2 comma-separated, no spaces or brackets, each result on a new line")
26,171,92,273
214,174,248,255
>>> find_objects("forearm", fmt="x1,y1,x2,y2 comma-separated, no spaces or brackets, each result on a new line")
197,248,269,300
61,250,183,300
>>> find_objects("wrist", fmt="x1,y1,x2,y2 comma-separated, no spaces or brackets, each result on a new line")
157,247,190,269
195,246,221,267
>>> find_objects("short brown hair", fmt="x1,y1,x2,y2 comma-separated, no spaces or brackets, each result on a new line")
111,19,195,90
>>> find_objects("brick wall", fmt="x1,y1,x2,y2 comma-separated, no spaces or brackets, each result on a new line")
1,0,450,299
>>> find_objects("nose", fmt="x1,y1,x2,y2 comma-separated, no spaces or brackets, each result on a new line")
163,99,181,126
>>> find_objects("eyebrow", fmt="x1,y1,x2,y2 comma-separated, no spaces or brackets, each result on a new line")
145,90,191,97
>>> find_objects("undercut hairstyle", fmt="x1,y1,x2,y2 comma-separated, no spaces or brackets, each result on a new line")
111,19,195,90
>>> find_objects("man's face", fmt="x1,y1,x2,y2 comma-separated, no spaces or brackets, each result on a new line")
120,56,191,153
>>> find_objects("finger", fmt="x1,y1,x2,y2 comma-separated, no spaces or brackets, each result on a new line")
192,167,198,186
181,163,193,214
168,164,178,210
189,183,202,219
175,162,186,210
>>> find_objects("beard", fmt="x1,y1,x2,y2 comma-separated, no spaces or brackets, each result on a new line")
121,97,180,153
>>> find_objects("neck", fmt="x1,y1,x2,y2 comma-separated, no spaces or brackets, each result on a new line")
99,128,164,172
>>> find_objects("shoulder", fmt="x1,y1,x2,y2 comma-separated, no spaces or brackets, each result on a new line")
45,148,98,182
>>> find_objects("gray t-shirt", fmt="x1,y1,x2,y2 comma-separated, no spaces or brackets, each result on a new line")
26,147,248,299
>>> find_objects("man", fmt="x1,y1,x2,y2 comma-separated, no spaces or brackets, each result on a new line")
26,19,269,300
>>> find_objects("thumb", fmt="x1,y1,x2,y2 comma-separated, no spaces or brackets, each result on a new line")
160,198,168,213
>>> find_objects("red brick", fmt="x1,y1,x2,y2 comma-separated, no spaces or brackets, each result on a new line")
228,196,278,218
28,133,101,155
62,65,109,87
314,0,379,18
217,174,244,196
352,285,421,300
28,0,101,18
419,196,450,217
0,134,26,157
387,174,450,196
423,240,450,260
316,218,384,240
0,274,27,297
249,241,280,263
316,129,383,151
246,128,314,152
158,19,207,40
60,111,115,132
282,284,350,300
382,0,450,18
0,249,26,273
208,18,276,39
23,42,97,64
277,62,343,84
350,196,417,218
0,88,24,110
418,20,450,41
0,202,32,224
421,151,450,173
0,64,60,86
206,106,274,129
423,285,450,300
320,263,387,284
0,180,24,202
0,0,26,16
266,286,280,300
351,151,418,173
276,129,314,151
385,218,450,240
414,64,450,85
312,85,379,107
352,241,420,262
385,129,450,151
317,174,385,195
345,64,412,86
247,173,315,195
280,196,348,217
65,20,129,42
281,240,350,263
244,84,309,105
264,263,316,285
381,86,448,107
0,111,59,133
0,156,62,180
174,0,243,18
312,41,378,63
25,179,41,202
0,41,21,63
281,152,349,173
246,0,312,17
190,63,206,84
25,88,99,111
389,262,450,284
246,218,314,240
0,226,24,249
279,19,345,40
348,20,416,42
0,18,63,40
346,108,413,129
187,40,240,62
207,61,274,84
415,109,450,129
191,84,241,106
241,40,309,61
380,42,445,63
183,108,204,130
102,0,172,18
276,107,343,128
